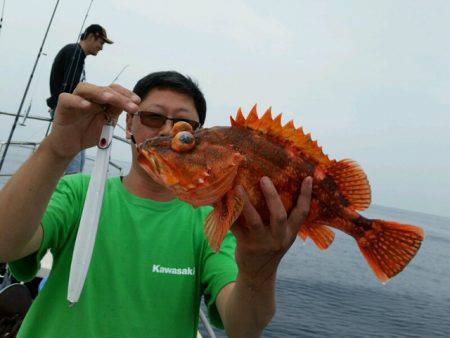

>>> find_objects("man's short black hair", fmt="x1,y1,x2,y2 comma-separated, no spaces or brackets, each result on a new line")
133,71,207,126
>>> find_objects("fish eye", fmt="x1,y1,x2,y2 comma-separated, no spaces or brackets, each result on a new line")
171,131,195,152
172,121,193,137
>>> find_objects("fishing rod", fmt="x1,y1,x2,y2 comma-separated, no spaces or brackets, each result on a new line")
0,0,5,39
63,0,93,93
0,0,60,173
45,0,94,138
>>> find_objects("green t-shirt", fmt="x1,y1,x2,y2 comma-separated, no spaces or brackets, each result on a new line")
9,174,237,338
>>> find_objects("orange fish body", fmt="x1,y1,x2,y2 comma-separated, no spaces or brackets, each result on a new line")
137,106,424,283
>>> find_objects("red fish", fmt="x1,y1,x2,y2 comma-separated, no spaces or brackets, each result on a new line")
137,106,424,282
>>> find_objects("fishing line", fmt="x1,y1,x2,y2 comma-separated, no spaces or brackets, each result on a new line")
110,64,129,84
115,122,126,133
110,64,131,140
0,0,5,39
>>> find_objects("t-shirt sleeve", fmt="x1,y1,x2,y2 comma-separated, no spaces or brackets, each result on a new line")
8,174,86,281
201,225,238,329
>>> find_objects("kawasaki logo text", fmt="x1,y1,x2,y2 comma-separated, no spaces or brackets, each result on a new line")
152,264,195,276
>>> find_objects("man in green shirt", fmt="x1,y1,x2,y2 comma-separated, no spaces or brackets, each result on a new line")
0,71,312,337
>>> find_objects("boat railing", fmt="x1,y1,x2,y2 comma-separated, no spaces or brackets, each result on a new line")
0,108,131,177
0,110,52,123
0,139,129,177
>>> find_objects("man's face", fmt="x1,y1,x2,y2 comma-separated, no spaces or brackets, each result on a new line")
87,35,105,55
127,88,200,145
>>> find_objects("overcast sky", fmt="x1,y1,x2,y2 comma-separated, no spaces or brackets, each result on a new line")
0,0,449,217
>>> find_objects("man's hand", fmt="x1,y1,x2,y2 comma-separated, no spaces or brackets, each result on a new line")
218,177,312,337
48,82,140,160
231,176,313,288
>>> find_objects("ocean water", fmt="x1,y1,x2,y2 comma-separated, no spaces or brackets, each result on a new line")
199,206,450,338
1,148,449,337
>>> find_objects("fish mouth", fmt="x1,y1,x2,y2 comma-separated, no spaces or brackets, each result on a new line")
138,148,179,186
137,147,216,205
138,147,240,208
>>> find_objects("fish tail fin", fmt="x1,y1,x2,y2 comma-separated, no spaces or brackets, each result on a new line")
356,218,424,282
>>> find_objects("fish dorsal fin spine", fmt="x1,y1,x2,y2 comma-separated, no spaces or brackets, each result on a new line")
230,105,331,165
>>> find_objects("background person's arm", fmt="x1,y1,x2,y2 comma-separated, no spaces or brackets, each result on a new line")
49,46,72,107
62,45,83,94
0,83,140,262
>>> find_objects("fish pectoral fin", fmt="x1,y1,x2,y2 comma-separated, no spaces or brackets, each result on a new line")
184,152,242,207
204,188,244,252
326,159,371,211
298,222,335,250
299,226,308,241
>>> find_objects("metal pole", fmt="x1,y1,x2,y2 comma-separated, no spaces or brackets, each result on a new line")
0,0,60,173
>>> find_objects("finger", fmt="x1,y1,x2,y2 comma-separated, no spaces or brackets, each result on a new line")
56,93,109,129
236,185,264,231
110,83,141,104
260,177,287,237
287,177,313,234
73,82,139,113
58,92,119,124
57,92,94,113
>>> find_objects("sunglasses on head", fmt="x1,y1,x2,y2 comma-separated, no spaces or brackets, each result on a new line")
133,111,200,130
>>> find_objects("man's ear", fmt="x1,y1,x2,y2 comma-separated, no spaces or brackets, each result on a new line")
125,113,133,139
